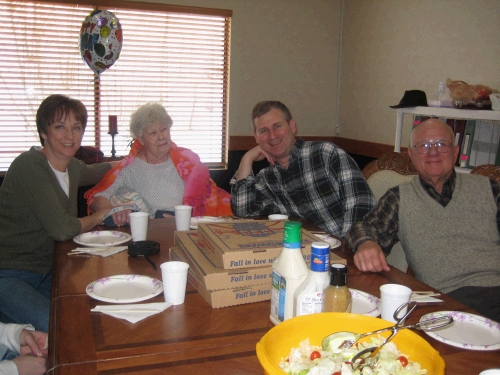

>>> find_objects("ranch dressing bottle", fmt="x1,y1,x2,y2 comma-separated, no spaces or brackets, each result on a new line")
323,263,352,313
270,221,309,325
294,242,330,316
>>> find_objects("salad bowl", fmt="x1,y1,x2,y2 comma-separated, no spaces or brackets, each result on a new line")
256,312,445,375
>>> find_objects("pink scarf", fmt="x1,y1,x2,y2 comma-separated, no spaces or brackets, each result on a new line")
85,139,233,216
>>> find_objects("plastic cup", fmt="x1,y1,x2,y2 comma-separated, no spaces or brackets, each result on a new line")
160,261,189,305
174,205,192,231
380,283,412,323
129,212,149,241
268,214,289,220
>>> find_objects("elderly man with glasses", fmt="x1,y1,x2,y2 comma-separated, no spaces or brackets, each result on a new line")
346,118,500,322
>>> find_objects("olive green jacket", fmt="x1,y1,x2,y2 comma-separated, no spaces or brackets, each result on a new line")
0,149,111,273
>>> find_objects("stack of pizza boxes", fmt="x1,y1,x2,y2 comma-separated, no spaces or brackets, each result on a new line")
170,220,346,308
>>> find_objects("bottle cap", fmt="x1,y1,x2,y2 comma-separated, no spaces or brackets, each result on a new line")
311,241,329,255
283,221,301,248
310,242,330,272
329,263,347,287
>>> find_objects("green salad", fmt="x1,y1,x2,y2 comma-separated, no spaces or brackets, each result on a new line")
278,336,427,375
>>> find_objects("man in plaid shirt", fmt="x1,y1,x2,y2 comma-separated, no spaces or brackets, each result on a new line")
230,101,375,238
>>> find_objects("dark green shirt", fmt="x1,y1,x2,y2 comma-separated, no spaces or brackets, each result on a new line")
0,149,111,273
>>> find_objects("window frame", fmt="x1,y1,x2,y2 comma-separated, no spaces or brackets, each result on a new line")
0,0,231,173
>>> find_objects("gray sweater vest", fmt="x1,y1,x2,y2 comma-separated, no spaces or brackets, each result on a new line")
399,173,500,294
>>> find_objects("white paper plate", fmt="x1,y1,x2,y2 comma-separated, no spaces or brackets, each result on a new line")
479,370,500,375
314,233,341,249
419,311,500,351
350,288,381,317
74,230,132,247
86,275,163,303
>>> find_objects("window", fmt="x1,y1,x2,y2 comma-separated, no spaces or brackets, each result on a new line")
0,0,231,172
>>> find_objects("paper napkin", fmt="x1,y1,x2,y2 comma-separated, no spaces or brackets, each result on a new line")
69,246,128,257
91,302,172,323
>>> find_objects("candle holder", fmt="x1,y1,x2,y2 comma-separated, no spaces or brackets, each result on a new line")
108,131,118,158
108,115,118,158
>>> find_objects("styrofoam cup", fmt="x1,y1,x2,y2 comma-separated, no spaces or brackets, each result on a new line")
160,261,189,305
380,283,412,323
268,214,289,220
129,212,149,241
174,205,192,231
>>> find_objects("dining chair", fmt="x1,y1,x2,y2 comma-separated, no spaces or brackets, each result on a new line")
361,151,418,273
470,164,500,181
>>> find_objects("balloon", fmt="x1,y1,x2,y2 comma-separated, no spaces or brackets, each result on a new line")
79,10,123,74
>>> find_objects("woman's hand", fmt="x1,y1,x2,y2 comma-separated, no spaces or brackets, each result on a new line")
19,329,48,358
12,356,47,375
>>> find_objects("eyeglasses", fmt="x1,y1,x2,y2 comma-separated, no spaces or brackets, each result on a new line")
412,140,453,154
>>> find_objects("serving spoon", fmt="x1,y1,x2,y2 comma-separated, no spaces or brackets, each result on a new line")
321,301,452,351
349,315,453,368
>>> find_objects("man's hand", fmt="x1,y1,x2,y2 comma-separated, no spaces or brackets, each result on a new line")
12,356,47,375
236,146,276,181
19,330,47,358
353,240,391,272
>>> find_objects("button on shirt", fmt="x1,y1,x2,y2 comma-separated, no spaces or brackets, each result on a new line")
230,139,376,238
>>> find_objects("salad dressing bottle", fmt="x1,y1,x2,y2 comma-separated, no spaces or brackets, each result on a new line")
323,263,352,313
294,242,330,316
270,221,309,325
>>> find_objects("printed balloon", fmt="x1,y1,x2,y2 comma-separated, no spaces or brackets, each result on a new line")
79,10,123,74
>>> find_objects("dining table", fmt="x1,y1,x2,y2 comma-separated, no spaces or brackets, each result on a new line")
47,217,500,374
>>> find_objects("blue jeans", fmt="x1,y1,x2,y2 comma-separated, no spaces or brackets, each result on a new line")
0,344,18,360
0,269,51,333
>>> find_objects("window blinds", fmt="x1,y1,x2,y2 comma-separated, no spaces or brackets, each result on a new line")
0,0,231,171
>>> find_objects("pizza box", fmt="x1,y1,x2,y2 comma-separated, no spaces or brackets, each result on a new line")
172,231,272,290
197,220,346,269
170,247,272,308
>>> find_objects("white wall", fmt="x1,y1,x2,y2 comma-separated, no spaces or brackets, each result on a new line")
138,0,342,137
340,0,500,148
134,0,500,147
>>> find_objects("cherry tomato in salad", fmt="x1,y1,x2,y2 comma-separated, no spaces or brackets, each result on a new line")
398,355,408,367
310,351,321,360
332,372,341,375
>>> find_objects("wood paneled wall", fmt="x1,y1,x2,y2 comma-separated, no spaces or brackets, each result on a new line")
229,136,406,159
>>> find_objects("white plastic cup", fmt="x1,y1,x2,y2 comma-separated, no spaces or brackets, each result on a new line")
174,205,192,231
160,261,189,305
268,214,289,220
380,283,412,323
129,212,149,241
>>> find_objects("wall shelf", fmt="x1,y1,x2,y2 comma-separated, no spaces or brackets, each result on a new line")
393,107,500,152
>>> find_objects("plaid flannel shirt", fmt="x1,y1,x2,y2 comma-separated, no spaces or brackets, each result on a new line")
230,139,376,238
345,171,500,254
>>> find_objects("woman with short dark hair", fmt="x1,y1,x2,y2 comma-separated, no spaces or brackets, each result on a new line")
0,94,114,333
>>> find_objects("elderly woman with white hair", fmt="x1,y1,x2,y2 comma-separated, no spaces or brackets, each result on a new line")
86,102,232,226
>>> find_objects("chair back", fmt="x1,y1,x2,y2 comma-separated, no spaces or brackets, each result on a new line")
470,164,500,181
362,152,418,272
